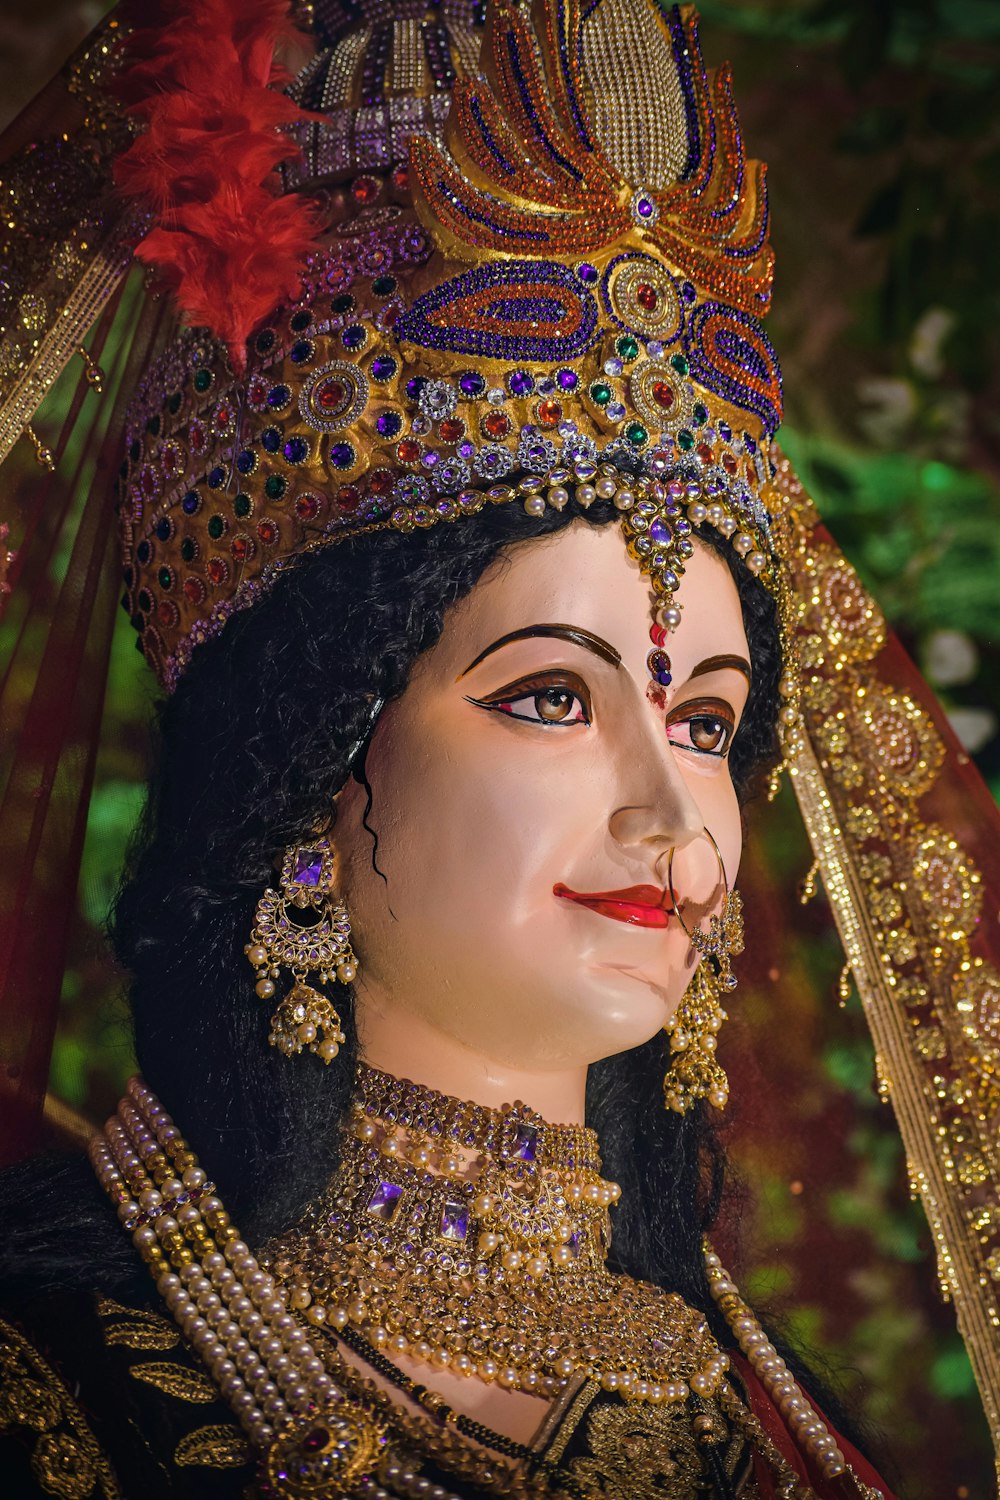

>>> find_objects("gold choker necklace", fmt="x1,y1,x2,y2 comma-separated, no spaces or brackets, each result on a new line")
262,1064,729,1406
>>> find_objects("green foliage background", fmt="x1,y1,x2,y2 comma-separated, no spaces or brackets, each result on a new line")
23,1,1000,1494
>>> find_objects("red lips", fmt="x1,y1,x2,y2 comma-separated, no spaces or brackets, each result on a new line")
553,883,672,929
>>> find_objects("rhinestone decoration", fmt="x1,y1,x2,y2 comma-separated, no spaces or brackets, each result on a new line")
604,253,684,341
116,3,784,695
628,359,696,436
629,187,661,227
299,360,369,434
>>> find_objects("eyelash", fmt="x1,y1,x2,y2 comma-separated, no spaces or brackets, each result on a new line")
467,673,591,727
665,701,735,759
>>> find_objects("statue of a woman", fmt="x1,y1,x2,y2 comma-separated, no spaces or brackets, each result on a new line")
0,2,997,1496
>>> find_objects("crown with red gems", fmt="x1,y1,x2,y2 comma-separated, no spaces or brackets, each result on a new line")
118,0,784,690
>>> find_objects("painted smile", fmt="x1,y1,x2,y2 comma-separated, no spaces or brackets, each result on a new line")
553,883,673,929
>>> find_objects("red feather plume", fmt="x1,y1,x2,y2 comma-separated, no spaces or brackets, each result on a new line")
113,0,322,374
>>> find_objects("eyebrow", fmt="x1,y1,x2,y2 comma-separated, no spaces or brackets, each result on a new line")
689,653,752,684
459,623,622,678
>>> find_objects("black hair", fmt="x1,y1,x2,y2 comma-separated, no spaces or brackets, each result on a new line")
0,496,780,1343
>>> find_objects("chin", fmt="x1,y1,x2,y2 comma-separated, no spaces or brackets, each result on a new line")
573,967,679,1055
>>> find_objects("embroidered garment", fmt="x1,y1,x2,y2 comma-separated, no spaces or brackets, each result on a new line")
0,1291,895,1500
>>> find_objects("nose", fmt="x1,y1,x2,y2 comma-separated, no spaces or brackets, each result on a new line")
607,722,705,874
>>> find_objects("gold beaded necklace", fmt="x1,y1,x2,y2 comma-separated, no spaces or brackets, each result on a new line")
261,1065,731,1406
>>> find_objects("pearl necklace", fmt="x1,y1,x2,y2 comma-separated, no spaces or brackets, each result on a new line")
92,1076,882,1500
90,1079,386,1493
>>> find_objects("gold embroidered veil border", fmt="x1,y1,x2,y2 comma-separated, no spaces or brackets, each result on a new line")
0,11,145,465
771,453,1000,1474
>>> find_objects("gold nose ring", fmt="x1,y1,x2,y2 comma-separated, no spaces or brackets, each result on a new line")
666,828,728,936
665,829,742,992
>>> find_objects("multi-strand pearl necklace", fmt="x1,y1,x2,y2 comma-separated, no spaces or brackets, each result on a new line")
705,1247,853,1488
90,1079,386,1494
92,1075,882,1500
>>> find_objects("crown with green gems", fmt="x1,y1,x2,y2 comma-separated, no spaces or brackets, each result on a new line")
118,0,785,692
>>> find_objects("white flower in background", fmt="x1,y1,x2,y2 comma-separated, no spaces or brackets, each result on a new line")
909,307,955,380
923,628,979,688
946,707,997,755
856,376,916,447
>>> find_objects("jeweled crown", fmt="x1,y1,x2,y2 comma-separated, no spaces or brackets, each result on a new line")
118,0,783,689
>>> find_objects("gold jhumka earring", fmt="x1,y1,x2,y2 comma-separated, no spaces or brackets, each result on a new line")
245,838,356,1064
663,831,744,1114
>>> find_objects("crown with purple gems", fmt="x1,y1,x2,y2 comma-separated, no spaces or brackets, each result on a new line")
119,0,784,690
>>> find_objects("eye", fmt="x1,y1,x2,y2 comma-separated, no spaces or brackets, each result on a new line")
665,704,735,758
517,687,587,724
689,714,731,753
467,673,591,727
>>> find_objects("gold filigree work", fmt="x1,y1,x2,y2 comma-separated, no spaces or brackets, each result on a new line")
0,1315,121,1499
265,1066,728,1407
128,1362,217,1403
806,548,886,664
0,16,143,466
96,1298,179,1351
173,1423,251,1469
911,826,982,940
958,961,1000,1049
567,1400,727,1499
858,687,945,798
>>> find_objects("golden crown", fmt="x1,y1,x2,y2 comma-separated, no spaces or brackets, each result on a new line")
118,0,784,689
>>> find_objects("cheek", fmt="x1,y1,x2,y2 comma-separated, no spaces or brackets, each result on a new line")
354,709,620,964
665,757,743,898
380,736,582,915
697,777,743,888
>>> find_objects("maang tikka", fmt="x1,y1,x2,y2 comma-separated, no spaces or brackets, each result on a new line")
245,838,356,1064
663,834,745,1114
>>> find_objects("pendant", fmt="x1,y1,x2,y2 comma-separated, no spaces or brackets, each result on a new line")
259,1406,386,1496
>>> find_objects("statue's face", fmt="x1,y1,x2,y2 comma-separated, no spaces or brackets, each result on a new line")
335,522,751,1072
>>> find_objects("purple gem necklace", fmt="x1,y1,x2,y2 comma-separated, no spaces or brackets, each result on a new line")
260,1065,731,1407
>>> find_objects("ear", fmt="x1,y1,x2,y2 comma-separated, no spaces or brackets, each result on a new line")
308,803,363,904
325,833,349,898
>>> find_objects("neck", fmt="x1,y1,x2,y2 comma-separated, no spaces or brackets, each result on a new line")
97,1083,851,1489
356,993,590,1124
352,1059,604,1183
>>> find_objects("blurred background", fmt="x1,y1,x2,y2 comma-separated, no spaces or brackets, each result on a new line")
1,0,999,1493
